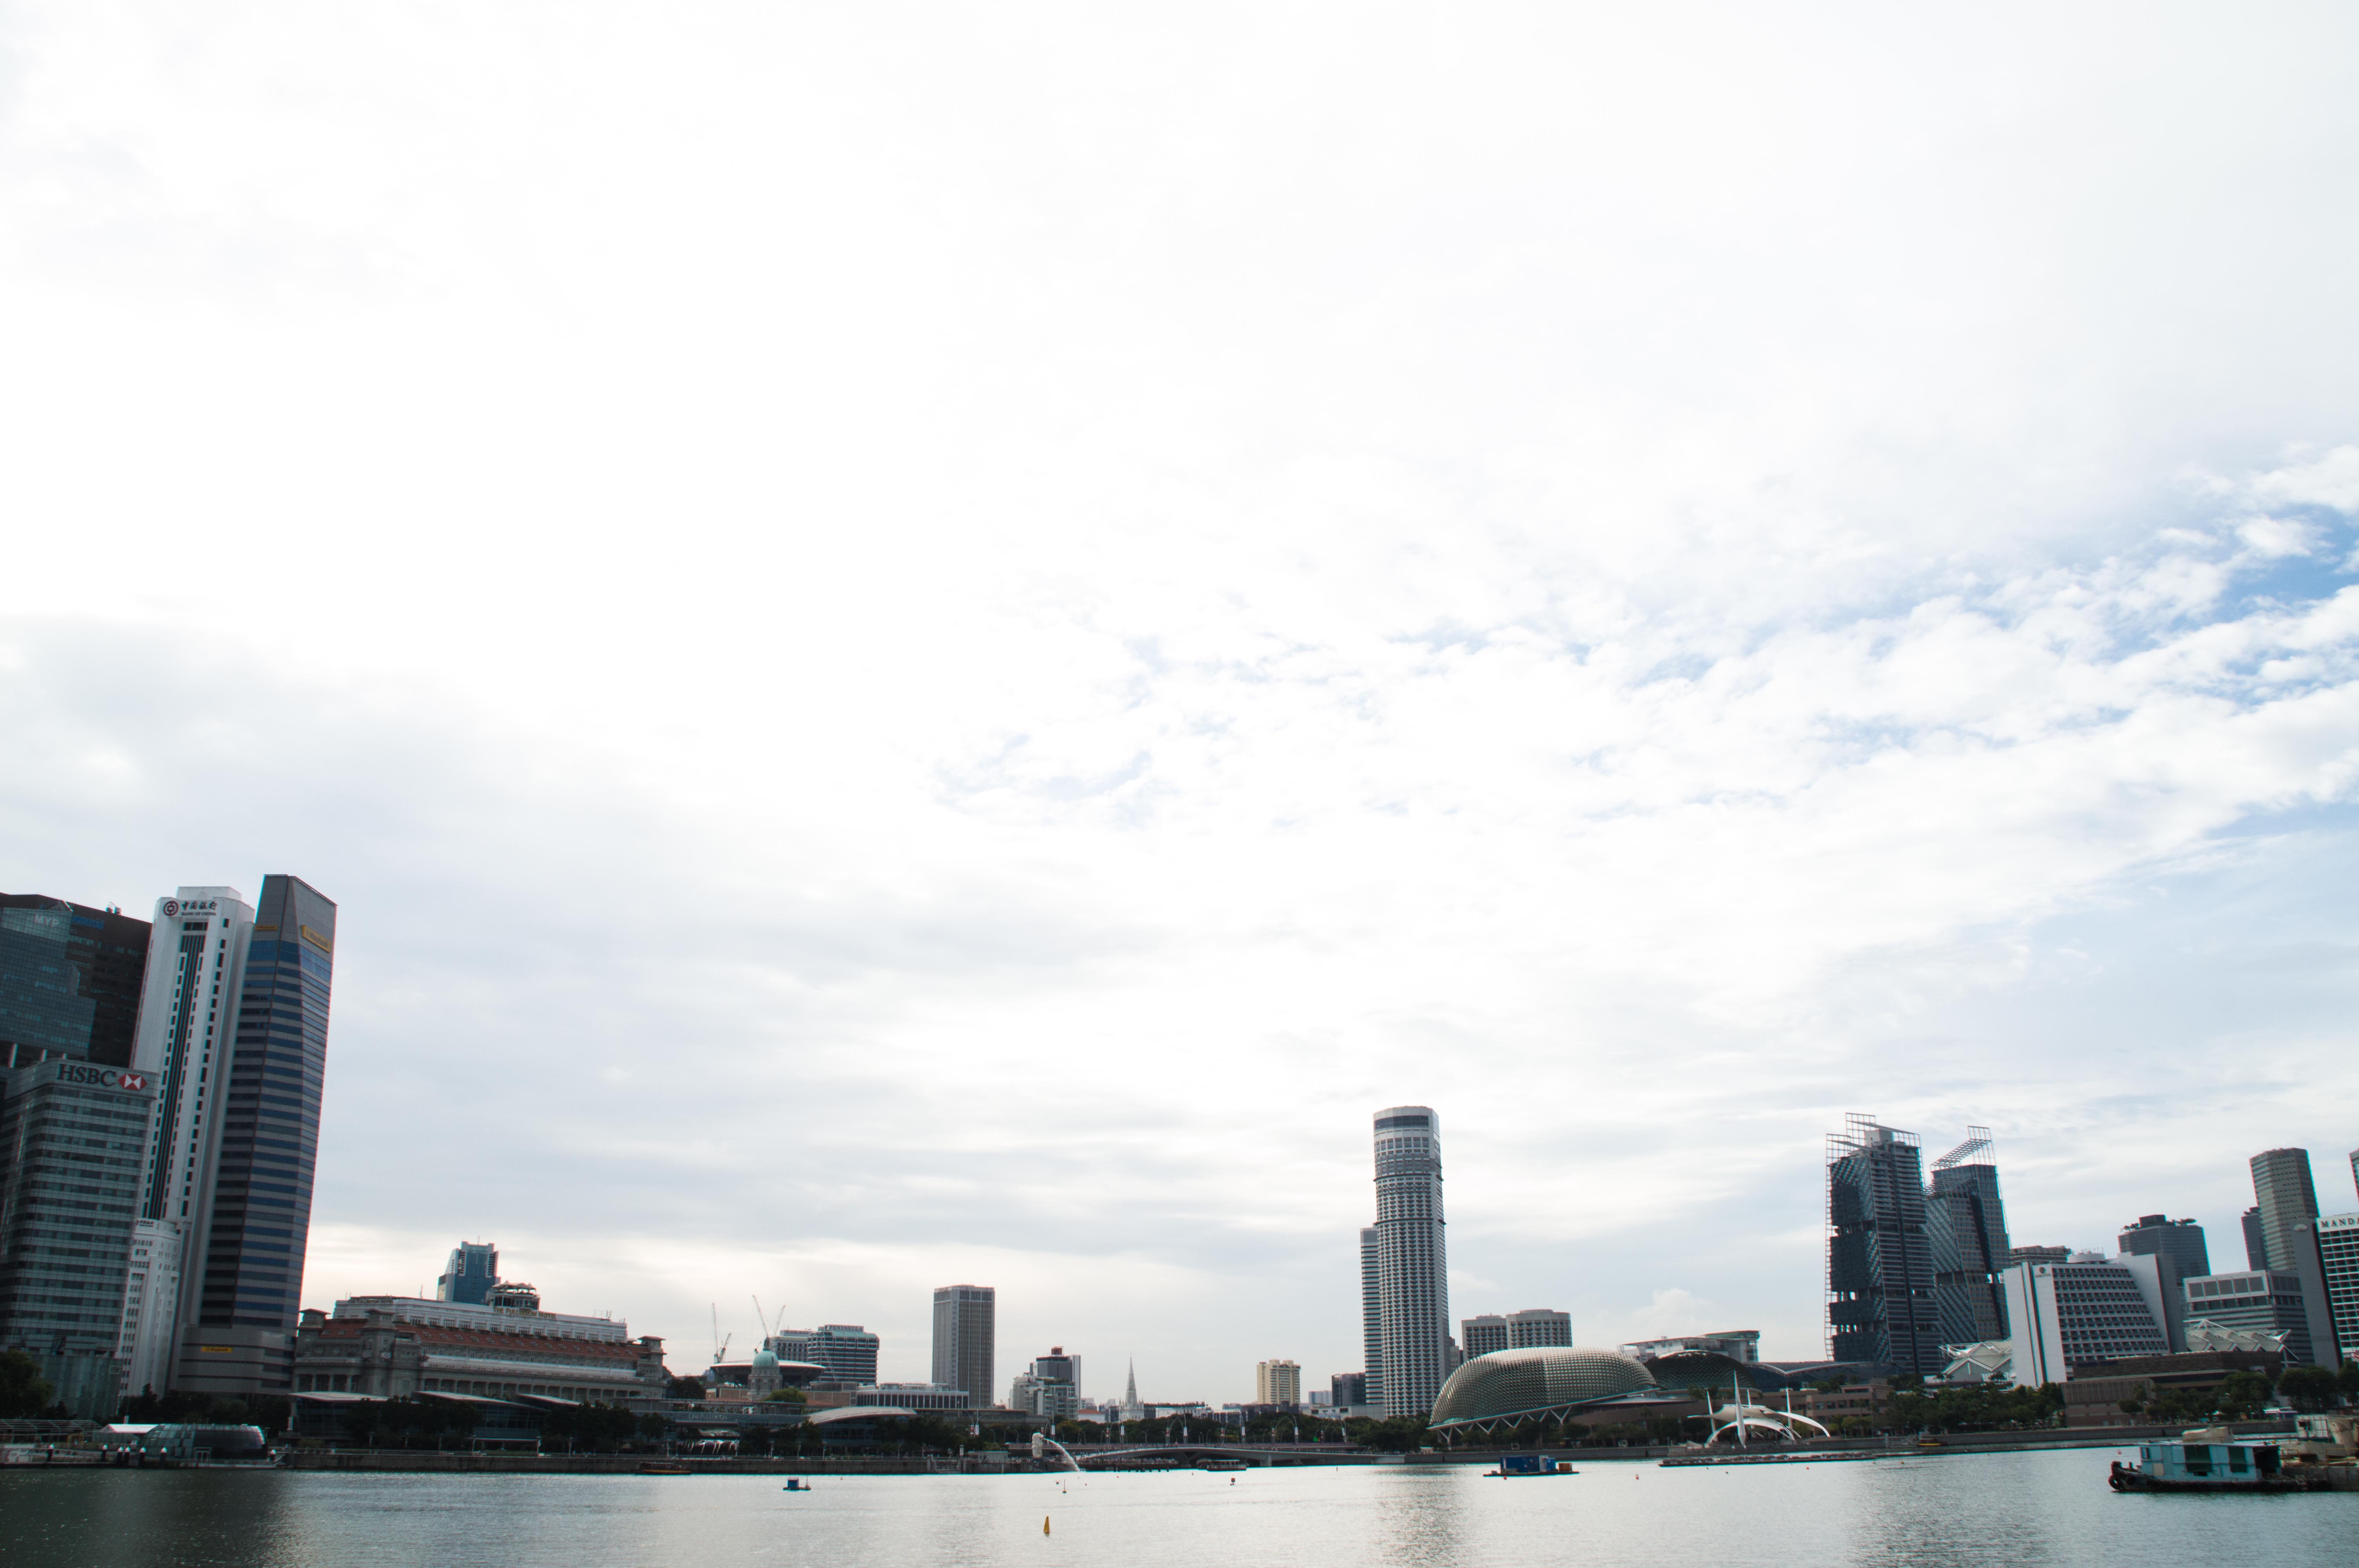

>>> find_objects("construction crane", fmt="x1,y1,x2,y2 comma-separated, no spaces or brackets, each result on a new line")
752,1295,769,1356
710,1303,731,1365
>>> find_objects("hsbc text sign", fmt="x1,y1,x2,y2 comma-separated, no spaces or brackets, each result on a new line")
53,1063,151,1093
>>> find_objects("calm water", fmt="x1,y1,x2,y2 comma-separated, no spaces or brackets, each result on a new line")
2,1448,2352,1567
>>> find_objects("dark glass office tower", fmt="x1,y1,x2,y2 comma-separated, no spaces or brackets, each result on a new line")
0,895,153,1069
1926,1129,2011,1347
2243,1206,2268,1270
439,1241,498,1304
1827,1115,1941,1376
2119,1215,2210,1279
196,876,335,1334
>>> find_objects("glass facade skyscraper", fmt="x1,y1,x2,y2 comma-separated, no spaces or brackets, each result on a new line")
1926,1130,2011,1348
440,1241,499,1305
0,894,152,1069
1826,1115,1942,1376
1370,1105,1450,1417
0,1057,157,1416
196,875,336,1341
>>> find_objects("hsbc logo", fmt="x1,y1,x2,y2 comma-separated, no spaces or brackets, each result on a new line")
53,1063,151,1093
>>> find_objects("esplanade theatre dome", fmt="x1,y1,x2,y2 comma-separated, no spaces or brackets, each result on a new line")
1428,1347,1659,1429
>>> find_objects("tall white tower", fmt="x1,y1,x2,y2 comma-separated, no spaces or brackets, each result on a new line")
1371,1105,1449,1417
115,886,256,1398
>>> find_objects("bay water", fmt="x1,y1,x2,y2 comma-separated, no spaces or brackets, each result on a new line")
4,1446,2351,1567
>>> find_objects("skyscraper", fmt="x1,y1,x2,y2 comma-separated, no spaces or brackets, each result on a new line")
931,1284,995,1407
1925,1128,2011,1347
120,885,257,1398
195,876,336,1359
1826,1115,1942,1376
1507,1308,1573,1348
0,894,153,1068
2242,1207,2267,1270
0,1056,157,1417
2119,1215,2210,1351
0,892,154,1418
1359,1225,1383,1408
2118,1215,2210,1281
1461,1314,1508,1357
2250,1149,2321,1275
2314,1212,2359,1368
118,877,337,1400
2245,1147,2342,1368
1370,1105,1450,1417
439,1242,498,1305
1254,1358,1301,1405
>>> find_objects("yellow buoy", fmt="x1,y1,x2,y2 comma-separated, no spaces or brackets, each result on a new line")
1043,1516,1051,1535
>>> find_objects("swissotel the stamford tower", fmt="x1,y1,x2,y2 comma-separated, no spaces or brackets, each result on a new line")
1366,1105,1451,1417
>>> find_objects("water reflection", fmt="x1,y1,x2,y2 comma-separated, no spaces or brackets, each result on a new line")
2,1448,2350,1568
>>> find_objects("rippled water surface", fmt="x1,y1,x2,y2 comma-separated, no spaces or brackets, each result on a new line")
4,1448,2352,1568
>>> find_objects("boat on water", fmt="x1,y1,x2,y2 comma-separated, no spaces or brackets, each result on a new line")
1486,1454,1575,1478
1197,1458,1249,1472
781,1478,810,1490
2109,1440,2294,1493
637,1461,693,1475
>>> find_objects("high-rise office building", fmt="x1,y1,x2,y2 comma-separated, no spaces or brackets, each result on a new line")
776,1323,880,1385
117,877,337,1400
2250,1149,2321,1275
931,1285,994,1408
2314,1213,2359,1367
2118,1216,2209,1281
0,893,155,1419
439,1242,498,1305
1359,1225,1383,1408
1255,1358,1301,1405
1826,1116,1941,1376
0,894,153,1068
2117,1215,2210,1351
1505,1309,1572,1348
1925,1129,2011,1347
120,885,257,1398
2246,1149,2339,1370
2241,1207,2267,1270
0,1056,158,1417
1330,1371,1367,1407
2003,1255,2169,1387
1461,1314,1508,1358
1369,1106,1450,1417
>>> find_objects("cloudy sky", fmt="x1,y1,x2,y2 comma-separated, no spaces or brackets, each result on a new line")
5,2,2358,1399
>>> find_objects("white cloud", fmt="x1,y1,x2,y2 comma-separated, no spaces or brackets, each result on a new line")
3,3,2359,1397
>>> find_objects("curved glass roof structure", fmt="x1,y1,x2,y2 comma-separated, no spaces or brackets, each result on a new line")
1428,1347,1660,1428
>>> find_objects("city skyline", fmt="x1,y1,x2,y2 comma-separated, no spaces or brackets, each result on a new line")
5,4,2359,1403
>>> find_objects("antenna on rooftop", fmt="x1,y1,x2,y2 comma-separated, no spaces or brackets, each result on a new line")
1934,1125,1995,1169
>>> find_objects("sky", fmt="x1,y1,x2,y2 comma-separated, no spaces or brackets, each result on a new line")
3,2,2358,1401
